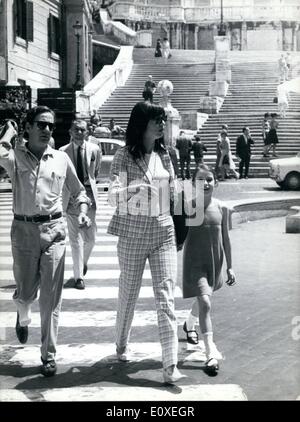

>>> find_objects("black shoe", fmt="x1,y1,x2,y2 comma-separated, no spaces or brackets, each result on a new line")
15,313,28,344
205,357,219,376
75,278,85,290
64,278,75,288
41,358,57,377
83,264,88,276
183,321,199,345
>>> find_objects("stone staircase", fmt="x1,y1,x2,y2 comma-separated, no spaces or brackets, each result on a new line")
97,48,300,177
197,61,300,177
98,62,214,126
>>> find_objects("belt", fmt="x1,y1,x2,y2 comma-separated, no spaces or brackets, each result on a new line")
14,212,62,223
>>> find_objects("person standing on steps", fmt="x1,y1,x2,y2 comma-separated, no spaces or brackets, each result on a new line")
192,135,207,167
0,107,90,377
236,127,254,179
176,132,193,180
154,38,162,64
262,112,271,157
215,124,228,179
60,119,102,290
265,113,279,157
162,37,171,65
218,130,238,180
143,75,156,103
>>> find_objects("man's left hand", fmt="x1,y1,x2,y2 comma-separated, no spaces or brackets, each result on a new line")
78,213,91,228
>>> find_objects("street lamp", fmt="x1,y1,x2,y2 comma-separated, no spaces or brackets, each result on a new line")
218,0,226,36
73,20,83,90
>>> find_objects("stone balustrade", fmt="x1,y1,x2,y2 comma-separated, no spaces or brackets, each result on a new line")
100,9,136,44
108,2,300,23
77,46,134,113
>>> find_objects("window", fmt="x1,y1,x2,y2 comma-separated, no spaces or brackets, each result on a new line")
13,0,34,42
48,14,61,56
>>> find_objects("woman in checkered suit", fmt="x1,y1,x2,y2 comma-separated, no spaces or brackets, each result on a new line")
107,102,186,384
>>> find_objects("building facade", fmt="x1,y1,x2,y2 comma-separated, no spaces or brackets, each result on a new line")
0,0,94,103
107,0,300,51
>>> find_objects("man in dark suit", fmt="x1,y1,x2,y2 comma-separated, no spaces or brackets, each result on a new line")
176,132,193,180
236,127,254,179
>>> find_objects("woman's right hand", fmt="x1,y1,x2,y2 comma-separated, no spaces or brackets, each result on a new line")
128,182,158,200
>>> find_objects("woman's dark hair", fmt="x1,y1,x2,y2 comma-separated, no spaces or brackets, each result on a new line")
192,163,217,183
126,101,167,159
26,106,55,125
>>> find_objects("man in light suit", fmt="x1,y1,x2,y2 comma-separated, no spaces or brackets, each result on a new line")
60,119,102,289
236,126,254,179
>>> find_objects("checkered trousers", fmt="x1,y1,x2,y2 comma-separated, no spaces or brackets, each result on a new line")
116,218,178,369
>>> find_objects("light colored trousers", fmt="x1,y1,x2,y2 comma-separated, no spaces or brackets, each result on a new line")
116,220,178,369
66,205,97,280
11,218,66,362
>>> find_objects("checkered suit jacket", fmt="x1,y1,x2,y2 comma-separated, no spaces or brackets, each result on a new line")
107,146,176,238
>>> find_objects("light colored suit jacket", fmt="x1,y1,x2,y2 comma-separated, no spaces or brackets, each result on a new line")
60,141,102,213
107,146,175,238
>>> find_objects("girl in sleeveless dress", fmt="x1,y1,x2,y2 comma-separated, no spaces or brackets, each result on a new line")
182,164,236,373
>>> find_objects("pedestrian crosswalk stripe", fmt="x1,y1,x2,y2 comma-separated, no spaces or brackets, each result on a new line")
0,255,120,265
1,255,121,266
0,218,111,226
0,343,247,401
0,310,189,328
0,385,248,401
0,286,183,300
0,269,151,281
45,385,247,401
0,244,118,252
0,235,116,242
0,227,111,234
0,343,202,365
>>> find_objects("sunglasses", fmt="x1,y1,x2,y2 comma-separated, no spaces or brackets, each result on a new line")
73,127,87,133
34,121,55,131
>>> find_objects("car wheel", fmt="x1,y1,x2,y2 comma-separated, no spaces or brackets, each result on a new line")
284,172,300,190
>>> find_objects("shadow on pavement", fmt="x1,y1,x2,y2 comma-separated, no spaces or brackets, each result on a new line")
13,358,190,394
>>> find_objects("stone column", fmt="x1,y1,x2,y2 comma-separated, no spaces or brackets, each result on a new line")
210,35,231,95
292,24,299,51
175,23,181,48
170,23,174,48
241,21,247,50
212,24,218,39
194,24,199,50
276,21,283,50
184,25,189,50
284,26,293,51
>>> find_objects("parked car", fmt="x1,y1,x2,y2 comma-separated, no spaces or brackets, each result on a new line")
88,137,125,186
269,152,300,190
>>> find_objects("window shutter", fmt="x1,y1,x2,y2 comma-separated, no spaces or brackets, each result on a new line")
55,17,61,55
26,1,34,42
12,0,17,41
48,16,52,55
50,15,56,53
